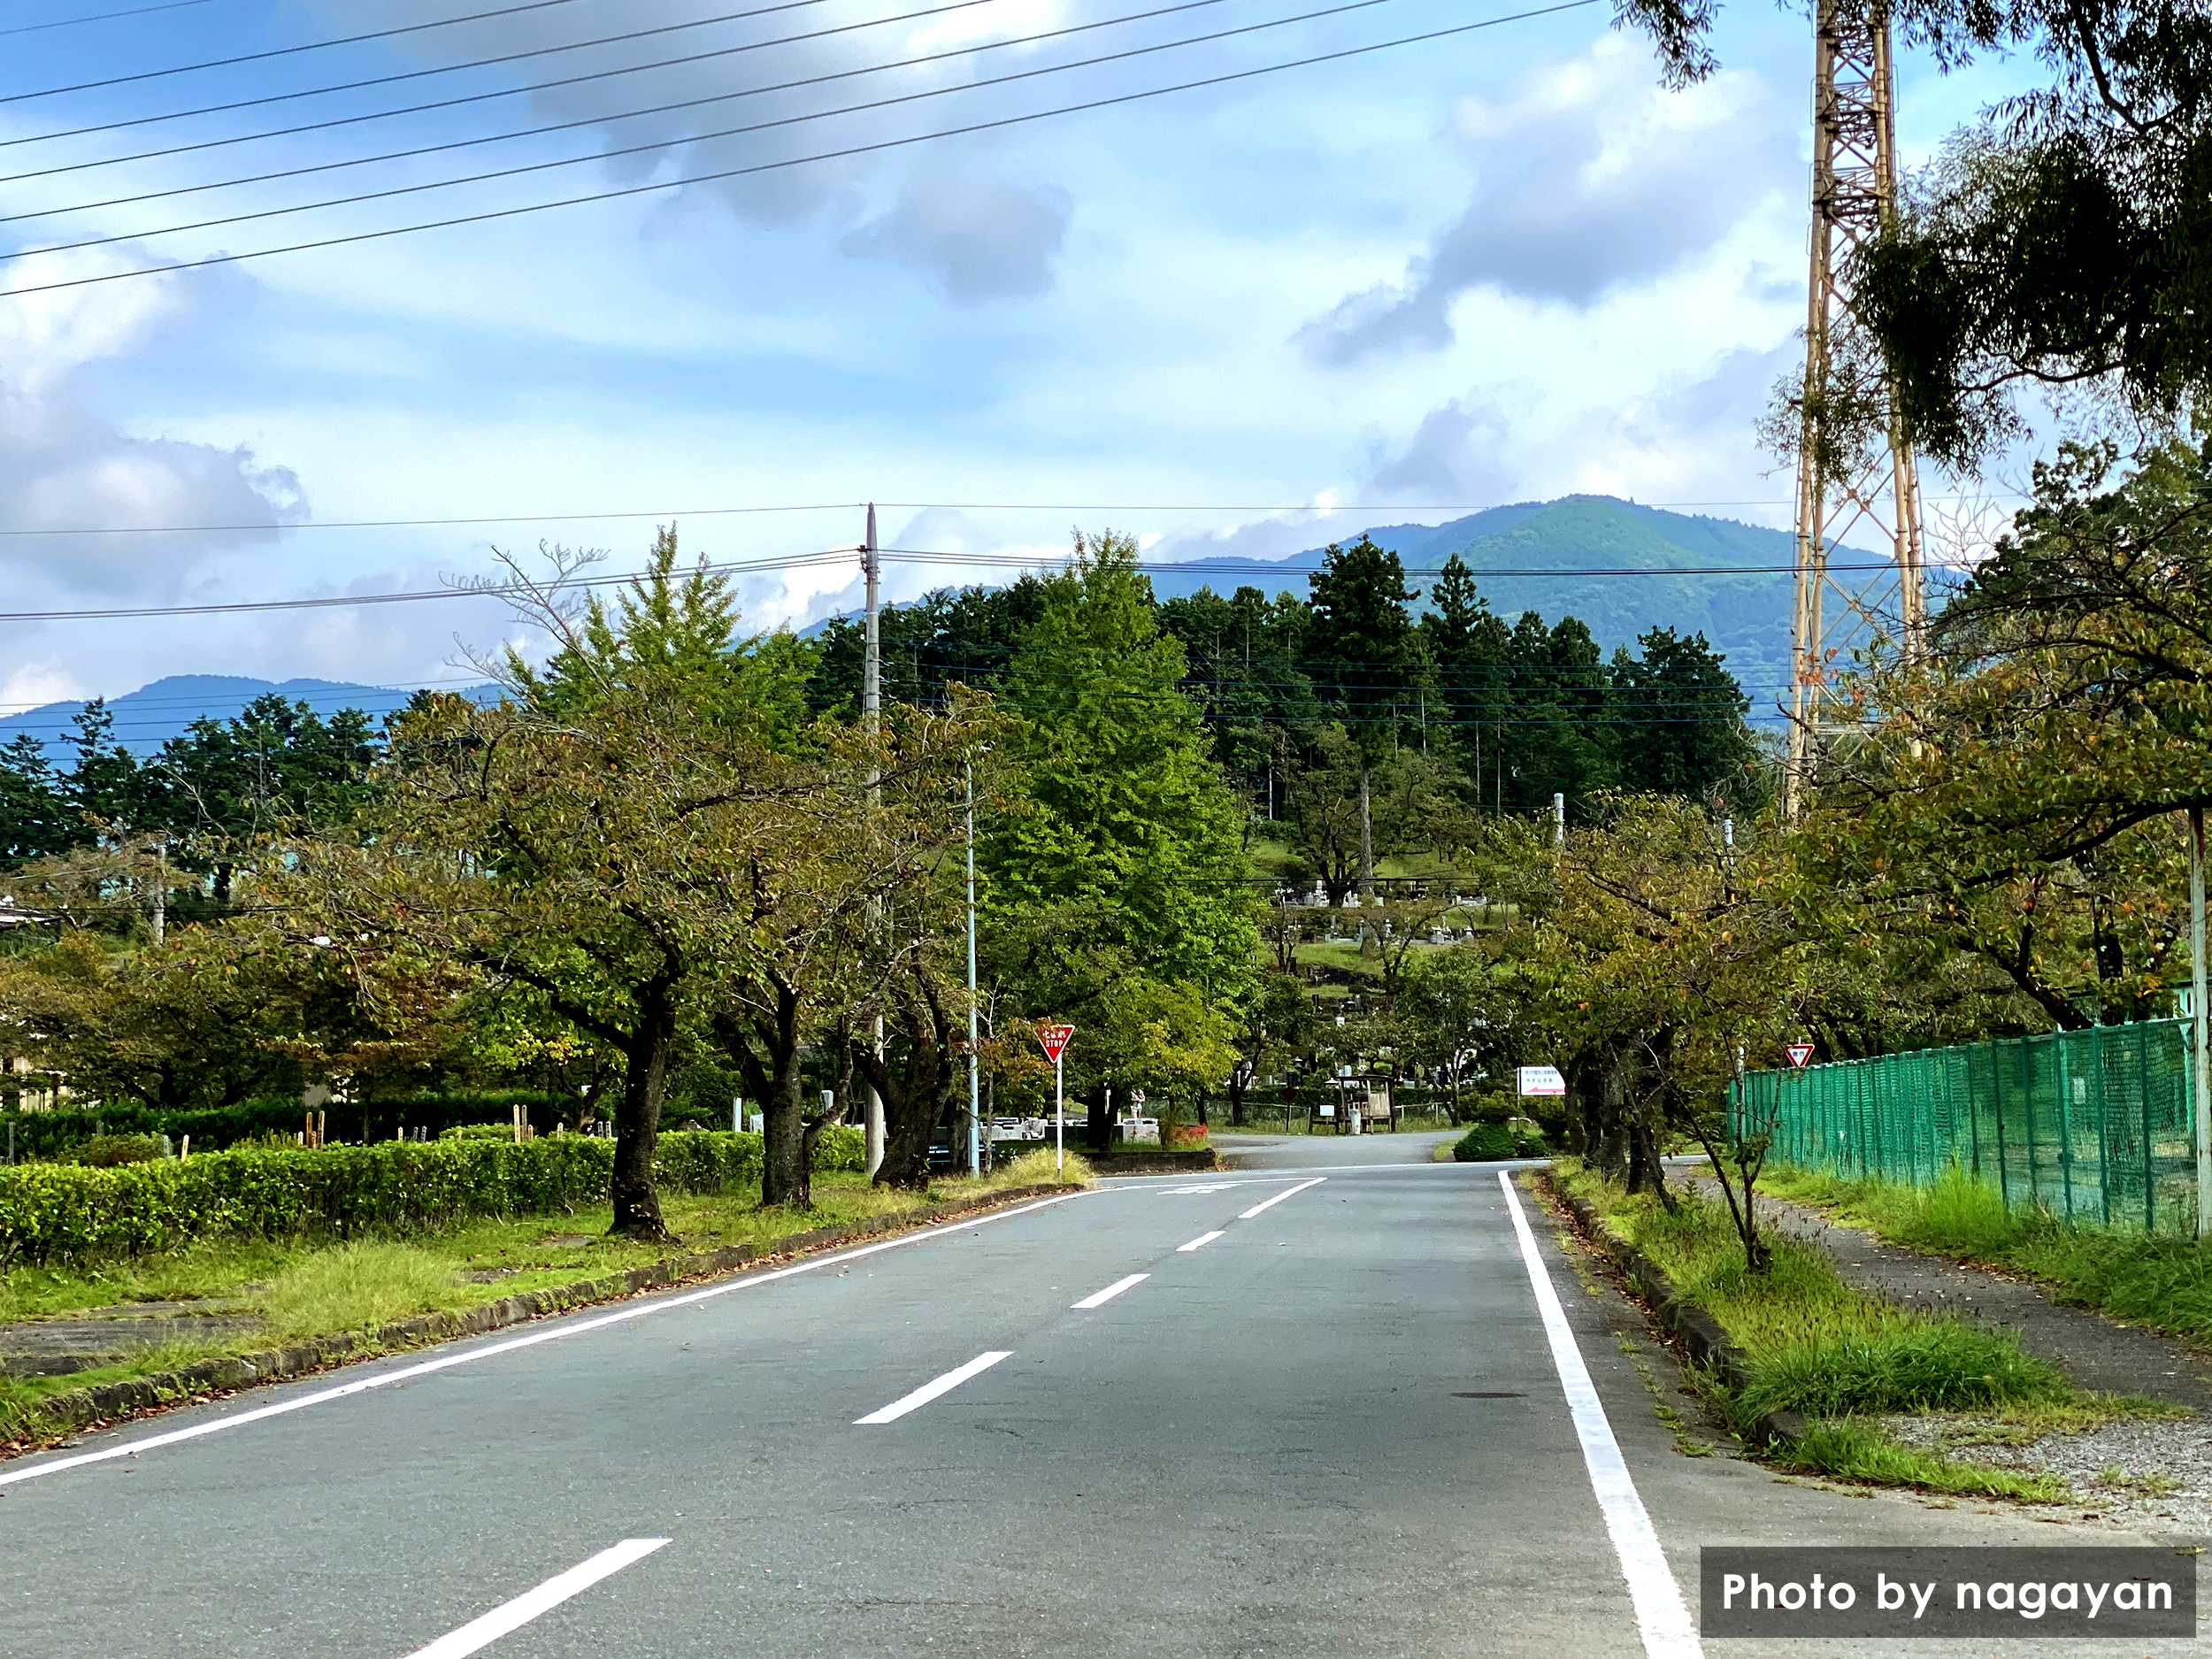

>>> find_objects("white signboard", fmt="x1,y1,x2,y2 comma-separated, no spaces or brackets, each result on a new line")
1516,1065,1567,1098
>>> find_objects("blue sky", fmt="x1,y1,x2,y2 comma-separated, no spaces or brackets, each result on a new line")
0,0,2042,711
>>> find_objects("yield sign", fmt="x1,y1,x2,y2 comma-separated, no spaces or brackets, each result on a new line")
1785,1043,1816,1069
1037,1023,1075,1064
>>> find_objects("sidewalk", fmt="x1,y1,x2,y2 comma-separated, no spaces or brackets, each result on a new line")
1686,1171,2212,1410
1681,1167,2212,1533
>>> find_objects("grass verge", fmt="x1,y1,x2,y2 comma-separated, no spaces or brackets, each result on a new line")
1763,1163,2212,1348
0,1156,1083,1437
1550,1159,2127,1502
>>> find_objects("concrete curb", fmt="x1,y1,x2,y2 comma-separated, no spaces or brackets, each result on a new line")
5,1181,1083,1452
1087,1148,1221,1175
1537,1171,1807,1448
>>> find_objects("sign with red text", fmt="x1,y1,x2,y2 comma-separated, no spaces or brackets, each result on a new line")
1786,1043,1816,1069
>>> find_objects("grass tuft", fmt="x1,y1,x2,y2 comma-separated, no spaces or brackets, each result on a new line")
1778,1418,2070,1502
259,1243,477,1339
1740,1323,2071,1419
978,1148,1092,1187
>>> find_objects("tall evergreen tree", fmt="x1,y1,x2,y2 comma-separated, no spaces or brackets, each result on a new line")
1306,536,1422,897
0,733,71,869
1611,627,1757,803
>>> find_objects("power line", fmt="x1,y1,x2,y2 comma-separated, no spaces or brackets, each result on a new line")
0,549,861,622
0,0,1601,299
3,0,1444,262
2,0,1248,224
0,0,837,150
1,0,219,38
1,0,602,105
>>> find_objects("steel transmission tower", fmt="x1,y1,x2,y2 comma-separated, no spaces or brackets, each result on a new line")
1786,0,1926,815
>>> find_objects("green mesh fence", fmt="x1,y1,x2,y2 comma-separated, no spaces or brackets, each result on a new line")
1735,1020,2200,1234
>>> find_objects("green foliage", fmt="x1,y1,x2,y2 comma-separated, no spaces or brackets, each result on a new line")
1306,535,1423,767
438,1123,517,1141
985,533,1259,1074
0,1126,866,1268
55,1133,165,1167
1452,1123,1545,1160
0,1094,561,1160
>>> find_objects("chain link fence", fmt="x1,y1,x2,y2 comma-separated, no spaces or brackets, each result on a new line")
1736,1020,2200,1234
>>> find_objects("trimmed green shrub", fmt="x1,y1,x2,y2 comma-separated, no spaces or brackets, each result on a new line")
0,1093,565,1161
0,1125,867,1269
1453,1124,1547,1161
57,1133,166,1168
438,1123,517,1141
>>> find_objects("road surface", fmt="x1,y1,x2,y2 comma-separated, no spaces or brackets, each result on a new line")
0,1146,2193,1657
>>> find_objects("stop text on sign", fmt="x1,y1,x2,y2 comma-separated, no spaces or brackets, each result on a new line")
1037,1024,1074,1064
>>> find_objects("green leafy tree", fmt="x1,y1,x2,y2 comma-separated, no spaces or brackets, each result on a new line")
984,532,1260,1148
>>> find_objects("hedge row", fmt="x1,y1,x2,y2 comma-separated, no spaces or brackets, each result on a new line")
0,1125,866,1270
0,1094,564,1161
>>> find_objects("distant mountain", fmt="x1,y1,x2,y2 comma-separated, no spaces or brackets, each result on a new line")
10,500,1800,755
0,674,497,757
1142,495,1797,708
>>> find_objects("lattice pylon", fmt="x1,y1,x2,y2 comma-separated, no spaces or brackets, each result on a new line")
1786,0,1926,818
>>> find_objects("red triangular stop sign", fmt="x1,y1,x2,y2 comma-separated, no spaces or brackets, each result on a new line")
1786,1043,1815,1069
1038,1024,1074,1064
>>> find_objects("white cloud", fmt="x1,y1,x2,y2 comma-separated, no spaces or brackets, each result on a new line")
1301,34,1795,366
0,251,303,594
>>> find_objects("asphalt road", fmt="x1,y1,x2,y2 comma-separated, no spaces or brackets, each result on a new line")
1,1145,2197,1658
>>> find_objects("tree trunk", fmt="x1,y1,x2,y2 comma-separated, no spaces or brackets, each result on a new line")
609,986,678,1239
1357,764,1374,904
714,977,810,1210
1087,1083,1111,1155
853,968,957,1191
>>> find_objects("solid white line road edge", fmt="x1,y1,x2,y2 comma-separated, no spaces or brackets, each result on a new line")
1499,1171,1702,1659
1175,1231,1225,1253
855,1350,1013,1425
2,1188,1095,1488
1070,1272,1148,1309
1238,1176,1325,1219
406,1537,670,1658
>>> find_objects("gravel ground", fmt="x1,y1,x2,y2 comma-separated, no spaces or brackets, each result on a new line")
1879,1413,2212,1534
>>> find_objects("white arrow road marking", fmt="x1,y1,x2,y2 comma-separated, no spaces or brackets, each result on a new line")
1070,1272,1148,1309
1238,1176,1325,1218
855,1351,1013,1425
1176,1231,1225,1253
1499,1172,1701,1659
405,1538,669,1658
